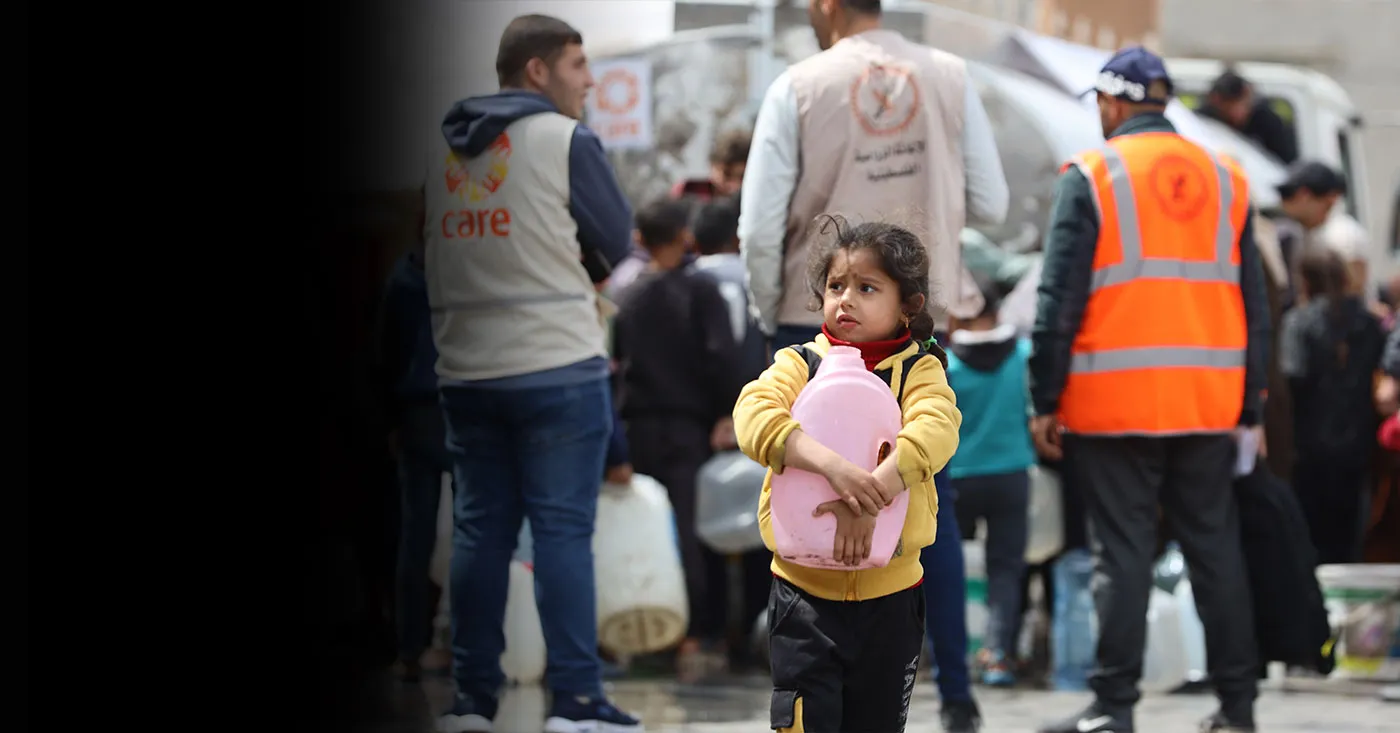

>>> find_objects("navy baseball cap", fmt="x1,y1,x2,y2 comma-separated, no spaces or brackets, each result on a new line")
1276,160,1347,198
1086,45,1174,105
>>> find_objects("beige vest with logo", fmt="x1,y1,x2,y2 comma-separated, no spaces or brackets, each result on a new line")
423,112,608,381
782,30,981,329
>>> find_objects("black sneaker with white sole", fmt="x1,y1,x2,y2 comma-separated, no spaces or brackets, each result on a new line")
544,693,644,733
1037,703,1133,733
436,693,498,733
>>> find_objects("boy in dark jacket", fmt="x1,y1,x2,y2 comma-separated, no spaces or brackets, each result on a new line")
613,198,744,673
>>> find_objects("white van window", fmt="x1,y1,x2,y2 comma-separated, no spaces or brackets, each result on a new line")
1336,127,1361,220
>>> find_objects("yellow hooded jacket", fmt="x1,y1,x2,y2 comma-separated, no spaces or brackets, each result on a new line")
732,333,962,601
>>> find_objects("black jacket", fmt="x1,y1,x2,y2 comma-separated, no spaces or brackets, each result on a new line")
1235,465,1335,672
1280,296,1386,466
1029,113,1272,425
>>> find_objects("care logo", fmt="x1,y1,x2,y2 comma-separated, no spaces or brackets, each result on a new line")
440,132,514,240
595,67,640,116
444,132,512,202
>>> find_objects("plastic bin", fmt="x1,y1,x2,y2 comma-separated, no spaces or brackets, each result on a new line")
1316,564,1400,681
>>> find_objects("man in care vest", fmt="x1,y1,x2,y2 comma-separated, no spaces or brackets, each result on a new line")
425,14,642,733
1029,47,1270,733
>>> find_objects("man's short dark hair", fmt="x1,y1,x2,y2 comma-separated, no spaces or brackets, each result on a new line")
1209,69,1250,100
496,14,584,88
709,130,752,168
635,198,694,249
841,0,883,14
692,197,741,256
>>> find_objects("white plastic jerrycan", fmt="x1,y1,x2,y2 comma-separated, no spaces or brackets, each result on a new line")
593,473,689,655
770,345,906,570
501,560,547,684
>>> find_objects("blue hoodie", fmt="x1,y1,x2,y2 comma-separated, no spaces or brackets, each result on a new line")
440,90,633,282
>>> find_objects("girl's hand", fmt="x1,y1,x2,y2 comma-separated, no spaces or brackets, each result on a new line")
814,499,877,566
824,459,890,516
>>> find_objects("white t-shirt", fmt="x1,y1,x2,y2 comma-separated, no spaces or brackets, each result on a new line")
1312,210,1370,263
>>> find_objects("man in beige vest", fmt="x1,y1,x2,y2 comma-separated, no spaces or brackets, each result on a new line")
740,0,1008,353
739,4,1007,732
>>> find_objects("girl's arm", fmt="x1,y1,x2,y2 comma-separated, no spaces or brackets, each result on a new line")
733,347,809,472
893,354,963,496
733,347,889,515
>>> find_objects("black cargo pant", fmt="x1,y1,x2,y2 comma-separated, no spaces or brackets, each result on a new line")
1067,434,1257,720
768,576,925,733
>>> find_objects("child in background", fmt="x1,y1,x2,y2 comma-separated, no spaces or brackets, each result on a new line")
732,217,962,732
691,196,769,385
613,198,745,674
1282,245,1386,564
945,276,1035,687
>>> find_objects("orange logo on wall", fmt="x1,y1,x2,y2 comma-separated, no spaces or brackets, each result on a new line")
1148,154,1210,222
850,63,920,136
444,132,512,202
596,68,640,116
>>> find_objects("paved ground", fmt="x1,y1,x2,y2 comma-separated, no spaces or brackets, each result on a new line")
364,673,1395,732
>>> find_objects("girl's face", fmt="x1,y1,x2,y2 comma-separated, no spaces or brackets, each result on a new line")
822,248,905,342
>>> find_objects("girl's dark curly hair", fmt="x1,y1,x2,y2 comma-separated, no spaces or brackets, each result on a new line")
805,214,936,343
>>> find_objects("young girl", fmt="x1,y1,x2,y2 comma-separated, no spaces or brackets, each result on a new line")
1281,244,1385,565
732,217,962,733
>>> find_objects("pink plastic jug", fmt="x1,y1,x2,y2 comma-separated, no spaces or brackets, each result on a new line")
770,345,907,570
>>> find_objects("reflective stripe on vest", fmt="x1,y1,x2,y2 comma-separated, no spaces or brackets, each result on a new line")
1057,133,1249,436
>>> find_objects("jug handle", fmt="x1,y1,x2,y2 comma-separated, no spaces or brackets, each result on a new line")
876,440,892,466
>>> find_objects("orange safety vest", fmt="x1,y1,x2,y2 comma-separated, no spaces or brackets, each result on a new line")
1057,132,1251,436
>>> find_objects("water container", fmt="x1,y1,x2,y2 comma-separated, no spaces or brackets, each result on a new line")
1175,579,1208,683
964,540,989,656
770,345,906,570
501,560,547,684
696,450,769,554
1316,563,1400,681
1051,547,1096,691
1141,586,1189,693
593,473,689,656
1024,465,1064,565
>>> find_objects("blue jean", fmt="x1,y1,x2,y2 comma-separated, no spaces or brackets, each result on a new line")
441,377,612,698
1051,547,1097,691
395,403,454,662
921,468,974,702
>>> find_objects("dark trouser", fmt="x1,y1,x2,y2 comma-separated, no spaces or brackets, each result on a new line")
627,414,725,639
954,469,1030,659
441,377,611,698
1068,434,1257,720
768,577,926,733
394,402,454,663
921,446,975,703
1292,458,1368,565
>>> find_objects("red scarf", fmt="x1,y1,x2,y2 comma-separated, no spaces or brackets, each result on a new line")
821,324,911,372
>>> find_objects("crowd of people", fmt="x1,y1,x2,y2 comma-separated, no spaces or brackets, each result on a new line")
370,2,1399,733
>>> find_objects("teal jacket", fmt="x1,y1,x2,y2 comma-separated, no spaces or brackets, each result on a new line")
1027,113,1271,425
